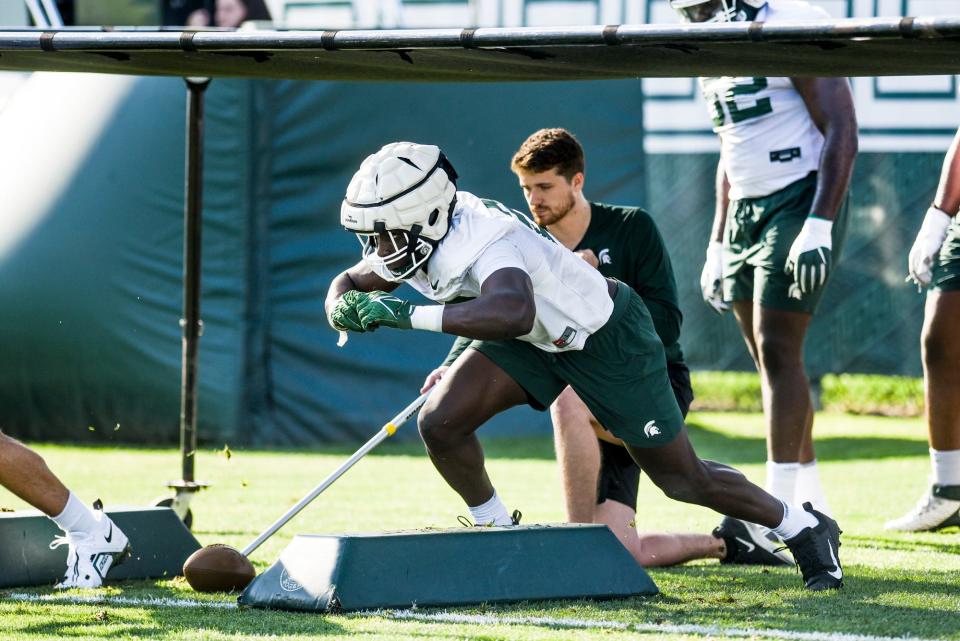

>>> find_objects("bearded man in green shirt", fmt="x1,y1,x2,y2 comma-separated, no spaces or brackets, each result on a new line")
510,128,789,567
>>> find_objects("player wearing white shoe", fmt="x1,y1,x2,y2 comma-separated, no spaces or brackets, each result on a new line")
0,432,130,588
326,141,844,590
673,0,858,519
888,127,960,532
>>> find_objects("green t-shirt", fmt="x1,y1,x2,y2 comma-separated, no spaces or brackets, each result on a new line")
576,203,684,364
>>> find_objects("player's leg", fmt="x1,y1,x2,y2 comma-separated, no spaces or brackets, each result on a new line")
418,349,529,512
596,497,726,567
550,386,602,523
0,432,130,588
754,305,817,464
569,285,840,589
731,300,759,368
0,431,69,515
886,289,960,531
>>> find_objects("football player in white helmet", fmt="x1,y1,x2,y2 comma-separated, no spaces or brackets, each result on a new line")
887,127,960,532
0,432,130,588
676,0,858,532
669,0,765,23
327,141,845,591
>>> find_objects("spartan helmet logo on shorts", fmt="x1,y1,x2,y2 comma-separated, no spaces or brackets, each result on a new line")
668,0,765,23
341,142,459,281
643,420,661,438
598,249,612,265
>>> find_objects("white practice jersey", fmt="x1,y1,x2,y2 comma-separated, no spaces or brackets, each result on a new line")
405,192,614,352
699,0,830,200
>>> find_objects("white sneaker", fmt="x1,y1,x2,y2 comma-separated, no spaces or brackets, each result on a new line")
50,508,131,589
885,485,960,532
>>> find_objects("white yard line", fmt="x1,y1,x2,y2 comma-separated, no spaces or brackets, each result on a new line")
5,592,236,609
3,593,939,641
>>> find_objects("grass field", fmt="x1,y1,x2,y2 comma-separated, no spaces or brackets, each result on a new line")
2,411,959,641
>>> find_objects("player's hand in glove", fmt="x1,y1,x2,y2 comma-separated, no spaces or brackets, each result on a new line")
700,241,729,314
785,217,833,297
907,206,953,289
353,290,414,330
328,291,365,332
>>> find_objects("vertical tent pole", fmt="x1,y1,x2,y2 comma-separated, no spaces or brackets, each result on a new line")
158,76,212,527
180,76,210,484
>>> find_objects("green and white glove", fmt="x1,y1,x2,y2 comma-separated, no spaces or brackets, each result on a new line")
700,241,729,314
907,206,952,289
328,291,364,332
785,216,833,297
354,291,415,331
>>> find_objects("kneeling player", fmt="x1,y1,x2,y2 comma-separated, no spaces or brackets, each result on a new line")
326,141,843,590
0,432,130,588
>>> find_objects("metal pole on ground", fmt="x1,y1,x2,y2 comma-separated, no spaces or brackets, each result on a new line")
153,77,212,528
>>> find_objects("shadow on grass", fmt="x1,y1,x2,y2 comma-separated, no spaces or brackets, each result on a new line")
9,582,351,639
486,564,960,639
683,421,928,465
845,533,960,555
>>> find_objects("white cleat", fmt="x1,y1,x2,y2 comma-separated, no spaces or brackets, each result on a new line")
51,507,131,589
885,485,960,532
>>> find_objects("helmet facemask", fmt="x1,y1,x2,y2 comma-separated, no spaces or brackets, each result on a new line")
356,222,439,282
669,0,762,23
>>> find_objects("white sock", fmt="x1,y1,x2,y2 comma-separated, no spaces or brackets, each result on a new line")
766,461,801,504
931,448,960,486
468,491,512,526
50,492,98,535
771,501,818,541
795,460,832,516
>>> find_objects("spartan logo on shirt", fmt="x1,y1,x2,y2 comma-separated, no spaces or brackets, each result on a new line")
597,249,612,265
552,326,578,348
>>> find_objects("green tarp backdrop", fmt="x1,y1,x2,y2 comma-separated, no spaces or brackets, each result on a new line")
0,74,936,445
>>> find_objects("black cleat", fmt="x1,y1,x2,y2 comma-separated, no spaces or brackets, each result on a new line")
714,517,792,566
784,503,843,591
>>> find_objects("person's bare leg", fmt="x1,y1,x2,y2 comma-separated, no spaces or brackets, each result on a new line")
922,291,960,451
625,427,784,527
551,386,601,522
732,300,760,369
0,432,68,516
885,290,960,531
595,499,725,567
754,306,814,464
418,349,528,507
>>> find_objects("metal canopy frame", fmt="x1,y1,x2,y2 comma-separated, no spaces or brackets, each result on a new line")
0,17,959,80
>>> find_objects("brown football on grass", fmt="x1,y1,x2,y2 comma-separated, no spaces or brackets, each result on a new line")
183,544,256,592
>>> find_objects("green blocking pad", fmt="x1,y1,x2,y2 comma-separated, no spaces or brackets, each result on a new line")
0,507,201,588
239,524,658,612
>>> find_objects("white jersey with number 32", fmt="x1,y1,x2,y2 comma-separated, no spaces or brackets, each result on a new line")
700,0,830,199
401,191,614,352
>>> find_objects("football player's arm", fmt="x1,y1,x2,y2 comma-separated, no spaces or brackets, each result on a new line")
934,128,960,214
791,77,858,222
711,160,730,243
700,161,730,313
440,267,536,340
325,261,399,332
907,128,960,287
786,77,857,294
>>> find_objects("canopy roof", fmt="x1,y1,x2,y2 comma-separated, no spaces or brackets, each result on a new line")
0,17,958,81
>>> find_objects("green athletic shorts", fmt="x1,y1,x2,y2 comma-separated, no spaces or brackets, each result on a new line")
469,281,684,448
723,172,849,314
932,217,960,291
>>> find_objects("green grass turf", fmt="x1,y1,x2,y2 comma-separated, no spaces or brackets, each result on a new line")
2,412,959,640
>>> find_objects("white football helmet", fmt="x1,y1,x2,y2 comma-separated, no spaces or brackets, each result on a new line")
341,142,458,281
669,0,765,23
